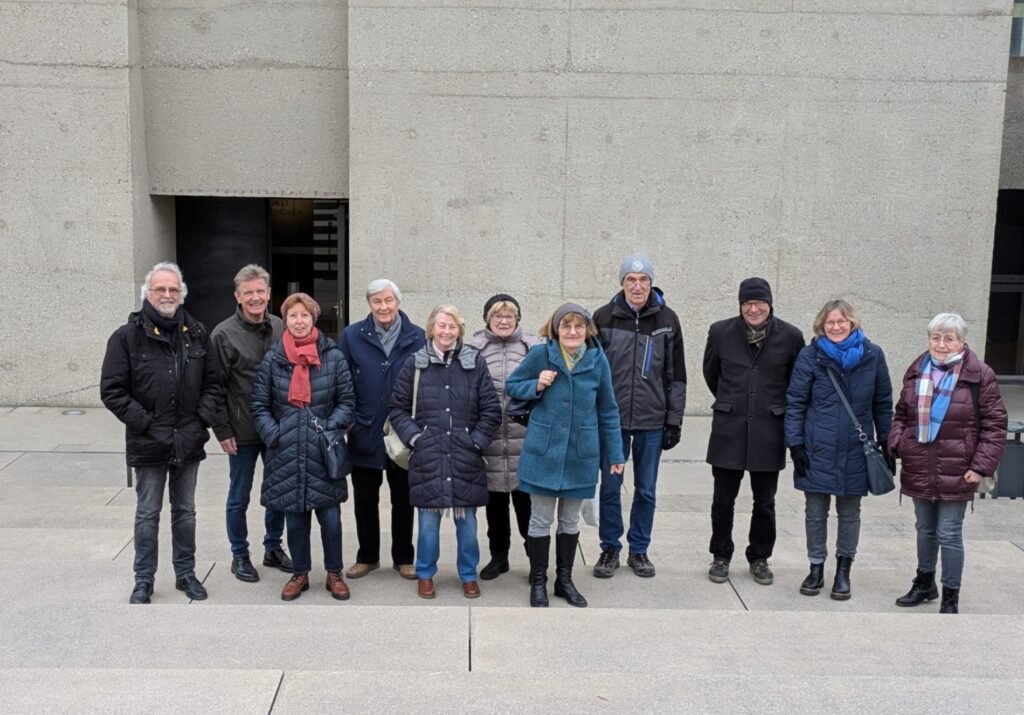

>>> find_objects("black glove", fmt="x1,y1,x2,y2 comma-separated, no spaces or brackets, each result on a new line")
790,445,810,476
884,451,896,474
662,425,681,451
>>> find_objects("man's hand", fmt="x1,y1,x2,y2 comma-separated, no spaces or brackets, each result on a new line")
789,445,810,476
662,425,681,451
219,437,238,455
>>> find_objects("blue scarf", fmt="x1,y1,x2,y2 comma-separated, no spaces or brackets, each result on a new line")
916,350,965,443
815,329,864,372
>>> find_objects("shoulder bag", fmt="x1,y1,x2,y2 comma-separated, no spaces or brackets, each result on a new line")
505,357,553,427
825,367,895,496
382,368,420,470
312,415,351,482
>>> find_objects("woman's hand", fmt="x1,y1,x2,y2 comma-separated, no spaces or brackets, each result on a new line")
536,369,558,392
609,463,625,475
963,469,983,484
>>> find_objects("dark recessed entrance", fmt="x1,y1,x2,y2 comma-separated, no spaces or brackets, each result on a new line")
986,189,1024,375
176,197,349,338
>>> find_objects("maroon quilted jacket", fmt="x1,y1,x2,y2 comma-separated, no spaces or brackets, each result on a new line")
888,348,1007,502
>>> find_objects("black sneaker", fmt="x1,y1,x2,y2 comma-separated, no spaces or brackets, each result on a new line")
592,549,619,578
626,553,656,578
175,574,209,601
708,559,730,583
263,547,293,573
129,580,153,604
479,555,509,581
231,555,260,583
749,559,774,586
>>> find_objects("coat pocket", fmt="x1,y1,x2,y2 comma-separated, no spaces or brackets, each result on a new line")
576,425,599,458
523,419,551,455
712,401,733,413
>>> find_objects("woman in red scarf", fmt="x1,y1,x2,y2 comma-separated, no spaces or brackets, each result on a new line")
251,293,356,602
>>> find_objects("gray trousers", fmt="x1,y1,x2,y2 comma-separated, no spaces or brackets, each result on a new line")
913,498,968,589
528,496,583,537
804,492,862,564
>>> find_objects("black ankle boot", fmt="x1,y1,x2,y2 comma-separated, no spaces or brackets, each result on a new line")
830,556,852,601
526,536,550,607
479,553,509,581
895,569,939,607
939,586,959,614
553,532,587,608
799,562,825,596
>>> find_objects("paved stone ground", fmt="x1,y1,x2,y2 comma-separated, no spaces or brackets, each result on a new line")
1,402,1022,713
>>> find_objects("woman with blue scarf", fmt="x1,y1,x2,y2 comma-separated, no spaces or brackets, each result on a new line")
888,313,1007,614
785,299,893,600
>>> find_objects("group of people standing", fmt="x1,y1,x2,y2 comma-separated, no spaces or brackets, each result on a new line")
100,254,1008,614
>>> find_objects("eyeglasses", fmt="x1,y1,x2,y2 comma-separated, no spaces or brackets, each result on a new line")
492,315,517,324
559,324,586,335
623,276,651,287
825,320,849,329
929,334,963,346
148,286,181,296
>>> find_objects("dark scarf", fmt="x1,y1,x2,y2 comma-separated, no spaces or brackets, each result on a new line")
283,328,321,408
143,301,183,348
745,317,769,346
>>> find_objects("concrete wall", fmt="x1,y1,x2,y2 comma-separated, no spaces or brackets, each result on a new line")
139,0,349,198
0,0,171,407
1001,56,1024,188
349,0,1013,413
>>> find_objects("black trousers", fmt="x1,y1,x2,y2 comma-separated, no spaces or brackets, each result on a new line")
709,467,779,564
485,489,532,556
351,462,415,565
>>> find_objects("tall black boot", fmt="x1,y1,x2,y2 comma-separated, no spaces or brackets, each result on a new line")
526,536,550,607
553,532,588,608
830,556,852,601
799,562,825,596
939,586,960,614
895,569,939,607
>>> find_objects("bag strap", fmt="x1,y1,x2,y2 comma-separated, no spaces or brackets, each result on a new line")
969,381,981,443
411,368,421,419
825,366,868,443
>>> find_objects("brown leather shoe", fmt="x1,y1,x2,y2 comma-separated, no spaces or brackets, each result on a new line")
345,562,380,579
326,571,350,601
393,563,417,580
281,573,309,601
463,580,481,599
417,578,436,599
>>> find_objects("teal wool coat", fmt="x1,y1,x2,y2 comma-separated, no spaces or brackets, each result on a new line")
506,341,624,499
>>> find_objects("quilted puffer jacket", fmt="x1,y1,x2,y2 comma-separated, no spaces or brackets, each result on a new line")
251,332,355,512
888,348,1007,502
387,341,502,509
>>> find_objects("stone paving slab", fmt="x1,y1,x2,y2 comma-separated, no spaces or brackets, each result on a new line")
2,668,280,714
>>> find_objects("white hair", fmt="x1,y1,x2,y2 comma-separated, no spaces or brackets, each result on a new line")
140,261,188,304
366,278,401,302
928,312,967,341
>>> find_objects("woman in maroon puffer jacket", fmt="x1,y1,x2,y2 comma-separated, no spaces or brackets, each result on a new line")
888,313,1007,614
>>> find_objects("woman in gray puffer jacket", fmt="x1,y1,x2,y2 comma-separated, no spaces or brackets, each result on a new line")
469,294,540,580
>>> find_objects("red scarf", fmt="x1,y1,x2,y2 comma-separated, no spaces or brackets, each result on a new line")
283,328,321,408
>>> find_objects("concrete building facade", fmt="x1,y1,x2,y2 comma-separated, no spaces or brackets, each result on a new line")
0,1,1017,409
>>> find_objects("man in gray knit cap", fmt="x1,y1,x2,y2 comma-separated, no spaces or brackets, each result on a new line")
592,252,686,579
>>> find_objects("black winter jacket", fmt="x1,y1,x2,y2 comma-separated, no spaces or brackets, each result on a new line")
703,315,805,471
251,333,356,512
593,289,686,430
101,307,220,467
210,306,284,445
387,342,502,509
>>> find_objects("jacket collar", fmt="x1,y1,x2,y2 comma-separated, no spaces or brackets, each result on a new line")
232,305,274,334
545,339,599,376
131,308,196,344
610,287,665,318
357,310,420,346
413,340,479,370
906,347,983,383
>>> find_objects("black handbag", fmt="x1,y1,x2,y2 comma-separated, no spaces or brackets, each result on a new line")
312,416,351,482
505,396,534,426
825,367,895,496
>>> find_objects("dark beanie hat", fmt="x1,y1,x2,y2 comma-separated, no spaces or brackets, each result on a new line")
483,293,521,322
738,277,773,306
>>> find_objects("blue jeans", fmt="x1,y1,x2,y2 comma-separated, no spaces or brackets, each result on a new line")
415,508,479,582
913,498,969,589
599,428,663,554
285,505,343,575
226,443,285,558
134,461,199,582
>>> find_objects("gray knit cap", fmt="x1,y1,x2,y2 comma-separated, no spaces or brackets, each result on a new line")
550,302,591,334
619,252,654,284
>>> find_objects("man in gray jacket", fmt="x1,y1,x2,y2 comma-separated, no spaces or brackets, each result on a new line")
211,264,292,582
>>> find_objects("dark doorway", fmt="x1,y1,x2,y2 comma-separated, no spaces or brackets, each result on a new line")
986,189,1024,375
176,197,349,336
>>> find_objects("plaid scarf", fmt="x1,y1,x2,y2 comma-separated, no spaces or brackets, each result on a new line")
915,350,965,443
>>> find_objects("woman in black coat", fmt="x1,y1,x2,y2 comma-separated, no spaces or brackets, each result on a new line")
388,304,502,600
251,293,356,602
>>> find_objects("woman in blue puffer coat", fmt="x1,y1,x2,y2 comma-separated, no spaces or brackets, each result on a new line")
251,293,356,603
784,299,892,601
506,303,625,609
387,304,502,601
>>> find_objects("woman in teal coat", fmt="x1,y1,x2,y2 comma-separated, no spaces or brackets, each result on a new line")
506,303,625,608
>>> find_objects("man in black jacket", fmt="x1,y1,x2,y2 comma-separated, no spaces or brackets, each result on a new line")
702,277,804,586
100,262,221,604
211,264,291,583
593,253,686,579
